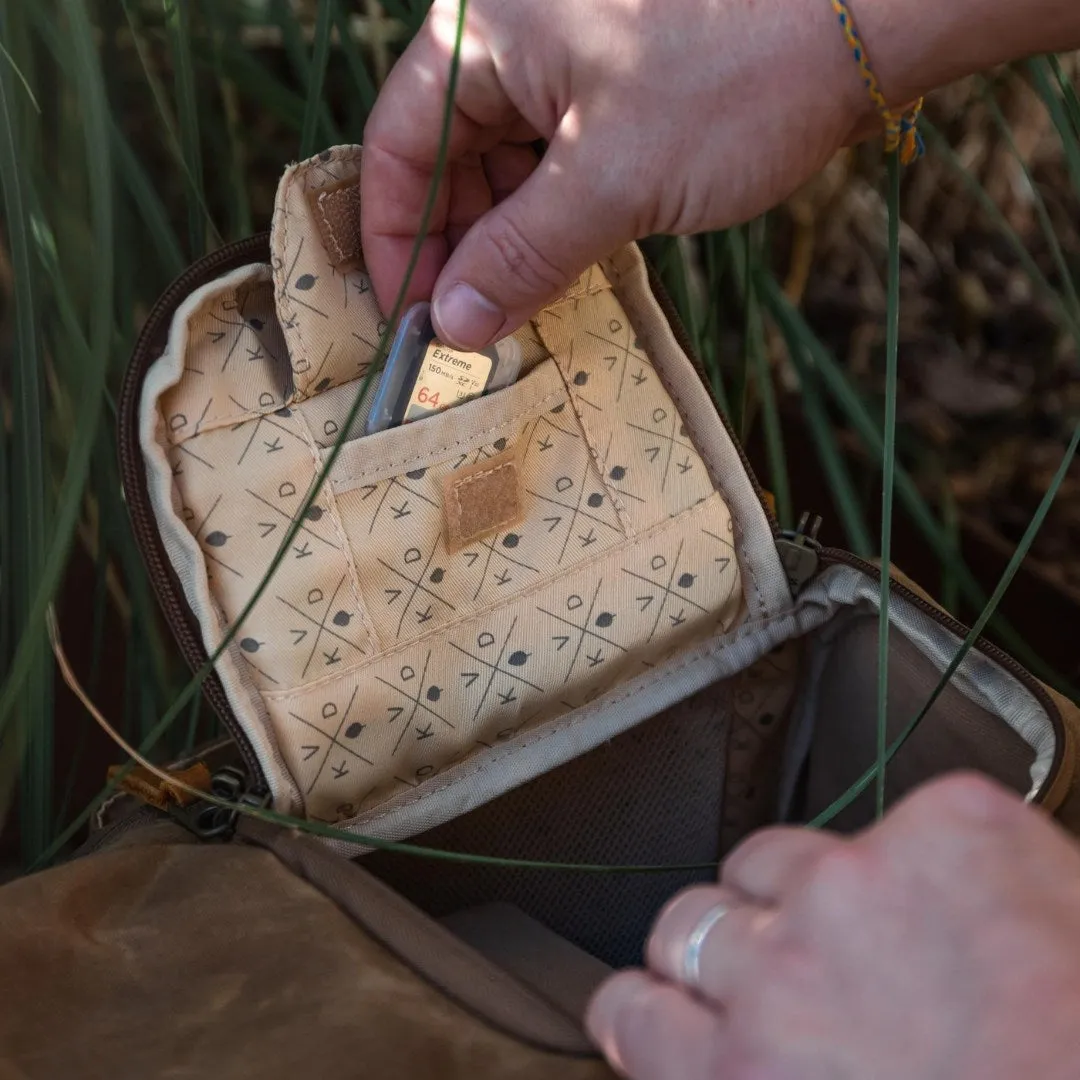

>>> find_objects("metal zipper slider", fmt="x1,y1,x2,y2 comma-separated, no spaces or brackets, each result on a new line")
169,765,270,841
777,511,823,596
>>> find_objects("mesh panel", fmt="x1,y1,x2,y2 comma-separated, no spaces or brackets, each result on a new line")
363,685,733,968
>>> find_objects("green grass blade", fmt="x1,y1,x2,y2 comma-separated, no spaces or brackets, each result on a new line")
333,2,378,133
38,0,472,868
923,118,1080,345
0,33,40,112
300,0,335,159
110,122,185,279
757,273,1075,696
0,0,114,835
0,8,49,862
983,78,1080,324
1026,57,1080,203
743,219,792,528
811,418,1080,829
700,230,731,419
769,315,874,557
267,0,340,149
162,0,207,257
1047,55,1080,138
875,154,902,819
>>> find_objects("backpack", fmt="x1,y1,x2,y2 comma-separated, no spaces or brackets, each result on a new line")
3,145,1079,1078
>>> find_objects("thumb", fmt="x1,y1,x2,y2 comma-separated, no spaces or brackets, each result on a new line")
431,143,631,350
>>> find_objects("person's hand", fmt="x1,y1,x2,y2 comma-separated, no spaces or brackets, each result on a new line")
585,773,1080,1080
360,0,876,350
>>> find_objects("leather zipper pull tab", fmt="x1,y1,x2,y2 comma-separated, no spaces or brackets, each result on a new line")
777,511,822,596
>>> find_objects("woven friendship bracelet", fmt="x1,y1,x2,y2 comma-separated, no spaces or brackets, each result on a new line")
831,0,925,164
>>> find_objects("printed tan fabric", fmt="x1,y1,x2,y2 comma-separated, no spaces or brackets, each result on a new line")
145,147,746,825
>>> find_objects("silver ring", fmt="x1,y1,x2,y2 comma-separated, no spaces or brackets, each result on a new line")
681,902,730,988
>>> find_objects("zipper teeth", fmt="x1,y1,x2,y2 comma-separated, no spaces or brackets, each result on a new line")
819,547,1067,802
118,234,273,790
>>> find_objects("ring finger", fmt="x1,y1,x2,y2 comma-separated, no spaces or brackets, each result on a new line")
646,885,777,1007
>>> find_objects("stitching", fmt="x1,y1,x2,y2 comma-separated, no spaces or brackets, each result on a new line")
609,247,769,622
293,407,383,654
275,147,364,398
349,597,781,821
447,460,520,543
329,386,565,487
260,492,726,700
530,282,636,538
315,192,348,267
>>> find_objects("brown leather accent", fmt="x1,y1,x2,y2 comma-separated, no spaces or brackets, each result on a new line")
306,177,365,271
1039,684,1080,830
105,761,211,810
442,446,524,553
0,824,611,1079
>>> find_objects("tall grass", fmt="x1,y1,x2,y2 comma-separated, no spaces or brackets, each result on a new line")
0,2,1078,866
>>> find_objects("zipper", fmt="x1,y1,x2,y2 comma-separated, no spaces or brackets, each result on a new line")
818,544,1066,804
643,261,1066,804
118,233,273,791
168,765,272,840
118,236,1066,811
777,511,823,594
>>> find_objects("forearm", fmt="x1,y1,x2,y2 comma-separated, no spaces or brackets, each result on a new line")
851,0,1080,109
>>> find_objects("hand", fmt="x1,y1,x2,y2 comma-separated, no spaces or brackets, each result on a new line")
360,0,873,350
586,773,1080,1080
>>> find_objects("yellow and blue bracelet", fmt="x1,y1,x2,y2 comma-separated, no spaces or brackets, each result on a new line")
831,0,925,164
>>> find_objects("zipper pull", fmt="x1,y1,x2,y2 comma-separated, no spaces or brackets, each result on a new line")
169,765,269,841
777,511,822,596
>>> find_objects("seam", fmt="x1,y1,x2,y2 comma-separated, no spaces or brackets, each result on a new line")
276,163,310,396
530,289,636,539
607,250,769,622
350,599,781,822
447,461,519,544
260,492,726,700
275,147,364,399
293,407,383,654
315,191,349,267
328,387,565,489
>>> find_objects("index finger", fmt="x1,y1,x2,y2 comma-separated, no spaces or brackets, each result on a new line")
360,9,518,318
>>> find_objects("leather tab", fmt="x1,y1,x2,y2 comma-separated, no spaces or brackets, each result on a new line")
442,447,524,553
107,762,212,811
307,177,365,271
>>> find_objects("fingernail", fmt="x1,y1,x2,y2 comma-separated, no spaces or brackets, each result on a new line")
433,283,505,350
585,979,647,1078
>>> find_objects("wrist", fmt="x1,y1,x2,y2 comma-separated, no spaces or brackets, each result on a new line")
843,0,1080,112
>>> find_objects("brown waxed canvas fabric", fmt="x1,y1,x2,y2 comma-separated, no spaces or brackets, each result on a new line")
0,822,612,1080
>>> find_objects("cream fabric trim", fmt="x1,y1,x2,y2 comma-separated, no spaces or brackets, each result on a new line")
140,263,304,815
136,145,1057,847
320,562,1056,855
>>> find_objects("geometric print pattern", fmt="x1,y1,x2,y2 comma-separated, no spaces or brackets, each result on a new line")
152,147,745,821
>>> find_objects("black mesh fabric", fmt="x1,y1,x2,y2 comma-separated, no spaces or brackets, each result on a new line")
363,686,732,968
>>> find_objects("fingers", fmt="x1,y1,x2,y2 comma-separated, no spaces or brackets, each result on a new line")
431,138,632,349
645,886,777,1007
586,971,728,1080
360,11,520,317
722,827,846,902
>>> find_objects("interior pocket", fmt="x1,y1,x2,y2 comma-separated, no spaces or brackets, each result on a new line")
324,357,632,650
